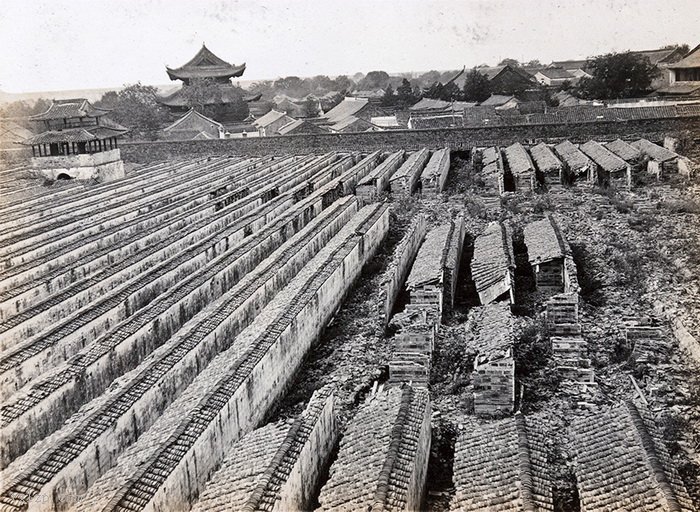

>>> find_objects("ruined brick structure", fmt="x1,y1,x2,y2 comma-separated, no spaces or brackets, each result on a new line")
471,221,516,304
389,149,430,196
523,214,577,295
467,303,517,416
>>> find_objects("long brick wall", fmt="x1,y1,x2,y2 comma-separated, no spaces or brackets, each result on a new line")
116,116,700,163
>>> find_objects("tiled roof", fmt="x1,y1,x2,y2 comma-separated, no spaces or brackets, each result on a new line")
503,143,534,176
330,115,377,132
605,138,643,162
322,97,370,124
524,215,570,265
538,67,575,80
158,83,254,107
166,44,246,81
163,108,222,132
551,59,589,71
317,385,430,511
451,414,553,512
529,143,563,173
655,82,700,95
191,422,287,511
631,138,679,162
252,109,291,128
21,124,128,145
406,222,452,288
635,47,686,65
580,140,628,172
410,115,463,129
0,121,33,141
29,98,110,121
471,222,515,294
668,43,700,69
465,303,515,356
572,401,694,512
391,148,430,181
480,94,517,107
371,115,400,127
192,387,335,512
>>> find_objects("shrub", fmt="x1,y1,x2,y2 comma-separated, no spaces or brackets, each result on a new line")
533,194,553,213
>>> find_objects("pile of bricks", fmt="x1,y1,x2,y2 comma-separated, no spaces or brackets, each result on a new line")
547,292,595,387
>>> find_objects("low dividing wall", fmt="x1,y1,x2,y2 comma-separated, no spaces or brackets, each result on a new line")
379,213,427,328
117,116,700,163
65,204,389,512
0,199,359,510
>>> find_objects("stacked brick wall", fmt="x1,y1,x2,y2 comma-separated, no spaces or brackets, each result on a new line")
110,116,700,164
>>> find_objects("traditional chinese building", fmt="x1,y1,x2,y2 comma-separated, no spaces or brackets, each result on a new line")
20,98,127,181
158,44,259,121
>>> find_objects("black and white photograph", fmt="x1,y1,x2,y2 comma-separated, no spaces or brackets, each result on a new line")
0,1,699,510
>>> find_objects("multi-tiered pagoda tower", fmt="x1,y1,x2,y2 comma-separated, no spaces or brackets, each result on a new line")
21,98,128,181
158,44,258,121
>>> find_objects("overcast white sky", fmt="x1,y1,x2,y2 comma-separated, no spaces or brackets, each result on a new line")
1,0,698,93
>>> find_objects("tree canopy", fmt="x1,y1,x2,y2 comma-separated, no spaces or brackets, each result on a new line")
96,83,170,140
498,58,520,67
575,52,659,99
462,68,492,102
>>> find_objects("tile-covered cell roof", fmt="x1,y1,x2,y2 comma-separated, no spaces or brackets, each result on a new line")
529,143,563,174
317,385,430,512
471,222,515,294
631,138,679,163
503,143,535,176
572,401,694,512
580,140,628,172
553,140,592,172
604,138,643,162
465,303,515,356
523,215,570,266
451,414,554,512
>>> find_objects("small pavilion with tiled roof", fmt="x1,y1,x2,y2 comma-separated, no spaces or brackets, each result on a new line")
20,98,128,181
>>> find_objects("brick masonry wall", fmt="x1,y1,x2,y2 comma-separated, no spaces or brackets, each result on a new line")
115,116,700,163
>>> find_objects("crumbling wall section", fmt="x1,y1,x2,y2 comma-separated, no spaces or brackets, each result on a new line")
379,213,427,328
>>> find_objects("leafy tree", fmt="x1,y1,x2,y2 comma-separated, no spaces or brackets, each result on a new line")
498,58,520,67
272,76,308,98
106,83,170,140
423,82,444,100
358,70,391,90
525,59,542,67
662,43,690,56
95,91,119,109
332,75,354,92
439,81,462,102
301,97,321,117
576,52,659,99
396,78,418,107
381,85,397,107
418,70,442,88
179,78,249,122
462,68,491,102
0,98,52,128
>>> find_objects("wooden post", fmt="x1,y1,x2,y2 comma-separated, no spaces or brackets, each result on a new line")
32,145,36,157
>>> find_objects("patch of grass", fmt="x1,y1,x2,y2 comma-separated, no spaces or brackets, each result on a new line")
515,316,562,407
533,194,553,213
658,199,700,214
501,195,521,215
570,243,606,306
627,214,658,232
